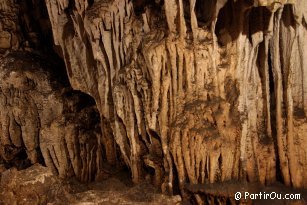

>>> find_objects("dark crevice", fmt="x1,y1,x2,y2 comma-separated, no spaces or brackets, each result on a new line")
214,0,234,46
88,0,94,7
64,0,75,14
215,2,272,46
195,0,217,28
281,5,296,28
1,145,31,170
15,0,70,89
144,165,155,177
247,7,272,44
148,129,160,140
302,16,307,29
132,0,164,16
17,0,54,52
36,147,45,166
63,89,100,136
172,162,181,195
268,46,283,183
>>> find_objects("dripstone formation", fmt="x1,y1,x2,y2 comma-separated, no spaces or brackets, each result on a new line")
0,0,307,204
0,52,102,182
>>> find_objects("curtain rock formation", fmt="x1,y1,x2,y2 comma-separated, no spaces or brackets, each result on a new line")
0,0,307,204
0,52,104,182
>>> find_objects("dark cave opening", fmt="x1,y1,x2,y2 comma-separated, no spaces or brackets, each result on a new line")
172,162,181,196
215,2,273,46
63,90,98,113
17,0,55,51
281,4,297,28
2,145,29,170
144,165,156,179
132,0,164,16
195,0,217,28
61,89,125,183
214,0,233,46
15,0,70,88
88,0,94,7
247,7,272,44
63,91,132,183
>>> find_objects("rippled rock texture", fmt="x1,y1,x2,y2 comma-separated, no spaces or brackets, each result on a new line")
0,52,103,182
0,0,307,204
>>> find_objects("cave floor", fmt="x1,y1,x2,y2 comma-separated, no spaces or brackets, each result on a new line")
0,164,181,205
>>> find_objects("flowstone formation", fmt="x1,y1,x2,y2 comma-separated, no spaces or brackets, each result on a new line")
0,0,307,204
0,52,103,182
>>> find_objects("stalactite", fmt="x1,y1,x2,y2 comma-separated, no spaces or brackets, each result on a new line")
0,0,307,204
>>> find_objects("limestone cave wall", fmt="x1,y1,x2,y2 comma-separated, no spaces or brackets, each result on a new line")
0,0,307,203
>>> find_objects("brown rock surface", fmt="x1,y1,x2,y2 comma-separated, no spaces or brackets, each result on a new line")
0,164,181,205
44,0,307,189
0,0,307,204
0,0,52,51
0,0,20,49
0,51,105,182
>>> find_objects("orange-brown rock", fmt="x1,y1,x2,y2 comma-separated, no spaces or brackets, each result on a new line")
0,0,307,204
0,164,181,205
0,51,104,182
43,0,307,190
